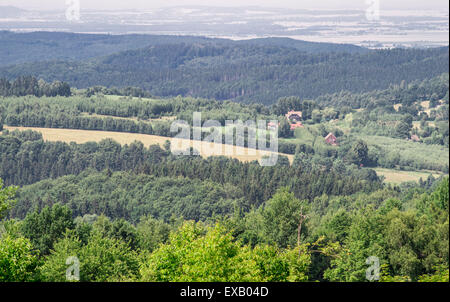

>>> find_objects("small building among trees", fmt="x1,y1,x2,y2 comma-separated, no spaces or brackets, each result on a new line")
290,122,304,130
324,133,338,146
410,134,421,142
285,111,303,122
267,122,279,130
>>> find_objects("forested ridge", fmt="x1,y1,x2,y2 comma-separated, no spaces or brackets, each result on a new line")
0,31,367,67
0,43,447,104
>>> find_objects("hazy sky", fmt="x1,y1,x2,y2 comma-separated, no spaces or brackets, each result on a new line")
1,0,448,11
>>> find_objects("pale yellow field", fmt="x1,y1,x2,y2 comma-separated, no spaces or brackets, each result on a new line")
418,100,445,116
4,126,293,164
412,121,435,130
374,168,445,184
393,104,402,111
420,100,430,109
80,112,176,122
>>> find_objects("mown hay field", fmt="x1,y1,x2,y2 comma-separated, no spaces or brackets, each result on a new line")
374,167,445,184
4,126,293,164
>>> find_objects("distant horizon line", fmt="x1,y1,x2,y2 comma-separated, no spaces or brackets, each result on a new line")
1,4,448,13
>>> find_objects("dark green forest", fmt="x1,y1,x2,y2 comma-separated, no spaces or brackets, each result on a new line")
1,168,448,282
0,40,447,104
0,31,367,67
0,130,380,206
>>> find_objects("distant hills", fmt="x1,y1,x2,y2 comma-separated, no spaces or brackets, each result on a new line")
0,31,368,67
237,37,368,54
0,31,448,104
0,31,216,66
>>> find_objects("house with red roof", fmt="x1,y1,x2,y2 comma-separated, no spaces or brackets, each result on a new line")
285,111,303,122
267,121,279,130
410,134,421,142
290,122,304,130
324,133,338,146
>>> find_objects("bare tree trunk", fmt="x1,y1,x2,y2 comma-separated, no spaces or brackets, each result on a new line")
297,220,302,247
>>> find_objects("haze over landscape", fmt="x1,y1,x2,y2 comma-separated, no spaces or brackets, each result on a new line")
1,0,449,48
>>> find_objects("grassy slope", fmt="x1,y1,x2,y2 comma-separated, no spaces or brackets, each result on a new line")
279,118,449,183
357,134,448,167
374,168,444,184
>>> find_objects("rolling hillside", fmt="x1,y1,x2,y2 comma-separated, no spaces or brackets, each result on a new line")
0,31,367,67
0,41,447,104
